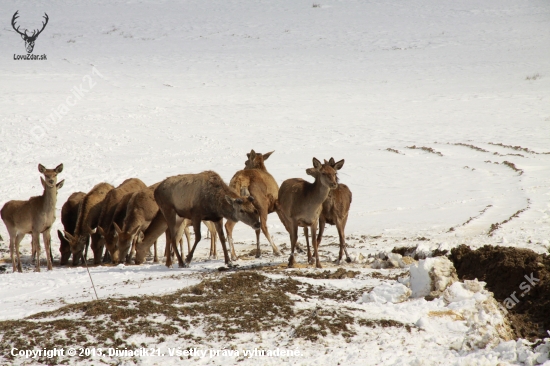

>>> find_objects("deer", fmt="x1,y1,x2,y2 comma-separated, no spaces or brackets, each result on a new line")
11,11,49,54
62,182,114,266
303,158,351,265
111,183,161,264
225,150,281,260
95,178,147,264
57,192,85,265
1,164,64,272
275,158,342,269
154,171,261,268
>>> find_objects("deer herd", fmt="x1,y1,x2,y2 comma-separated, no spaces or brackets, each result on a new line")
1,150,351,273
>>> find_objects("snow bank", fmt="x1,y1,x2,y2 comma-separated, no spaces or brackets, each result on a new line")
409,256,458,298
361,282,411,304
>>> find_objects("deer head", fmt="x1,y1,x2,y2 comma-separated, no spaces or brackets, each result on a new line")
244,149,274,170
38,163,64,190
306,157,341,190
225,195,261,230
12,11,49,54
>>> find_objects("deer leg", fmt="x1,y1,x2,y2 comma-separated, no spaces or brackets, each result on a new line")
209,224,217,260
259,213,281,257
342,216,351,263
288,224,298,268
224,219,238,261
153,240,158,263
312,221,322,269
182,226,190,258
43,230,53,271
303,227,314,265
185,219,202,267
14,233,25,273
213,219,234,267
317,217,326,246
32,231,41,272
83,235,90,265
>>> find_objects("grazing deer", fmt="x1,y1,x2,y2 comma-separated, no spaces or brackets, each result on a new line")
96,178,147,264
304,158,351,265
1,164,64,272
154,171,261,268
276,158,342,268
225,150,281,259
112,183,161,264
63,182,114,265
57,192,85,265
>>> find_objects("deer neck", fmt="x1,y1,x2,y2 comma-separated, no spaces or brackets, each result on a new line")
221,199,239,222
42,183,58,213
310,178,332,206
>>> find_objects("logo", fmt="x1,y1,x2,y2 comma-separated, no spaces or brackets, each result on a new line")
11,10,48,58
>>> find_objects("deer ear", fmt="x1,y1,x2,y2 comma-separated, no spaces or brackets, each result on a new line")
312,157,321,169
263,151,274,160
249,150,257,161
113,222,123,235
306,168,316,177
329,157,335,165
40,177,47,189
225,195,235,205
38,164,46,173
324,159,328,164
55,164,63,173
63,231,75,242
56,179,65,190
131,225,141,237
333,159,345,170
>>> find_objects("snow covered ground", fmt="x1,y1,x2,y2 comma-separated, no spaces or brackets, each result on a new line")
1,0,550,364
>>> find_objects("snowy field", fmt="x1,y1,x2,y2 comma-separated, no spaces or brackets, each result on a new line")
1,0,550,364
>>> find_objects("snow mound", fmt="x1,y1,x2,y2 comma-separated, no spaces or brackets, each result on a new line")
361,282,411,304
410,256,458,298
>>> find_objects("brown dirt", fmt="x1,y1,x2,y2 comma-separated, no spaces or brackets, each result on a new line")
289,267,360,279
450,245,550,340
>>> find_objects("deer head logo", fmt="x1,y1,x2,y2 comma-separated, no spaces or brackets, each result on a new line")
11,11,49,54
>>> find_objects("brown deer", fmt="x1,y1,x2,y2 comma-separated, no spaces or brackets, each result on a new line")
63,182,114,265
1,164,64,272
96,178,147,264
276,158,342,268
303,158,351,265
154,171,261,268
57,192,85,265
225,150,281,259
111,183,161,264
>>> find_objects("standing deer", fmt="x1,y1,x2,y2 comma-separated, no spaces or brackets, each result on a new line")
225,150,281,259
154,171,260,268
1,164,64,272
57,192,85,265
304,158,351,265
63,182,114,265
276,158,342,268
96,178,147,264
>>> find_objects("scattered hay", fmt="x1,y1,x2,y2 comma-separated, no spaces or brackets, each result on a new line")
488,200,530,236
406,145,443,156
385,148,403,154
289,267,360,279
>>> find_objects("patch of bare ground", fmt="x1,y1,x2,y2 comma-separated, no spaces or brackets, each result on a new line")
451,142,491,153
447,204,492,232
288,267,360,279
488,199,531,236
406,145,443,156
488,142,550,155
450,245,550,340
385,148,403,154
484,160,523,175
0,271,376,364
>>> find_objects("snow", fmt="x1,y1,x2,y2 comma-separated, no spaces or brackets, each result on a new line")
1,0,550,364
409,256,457,298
